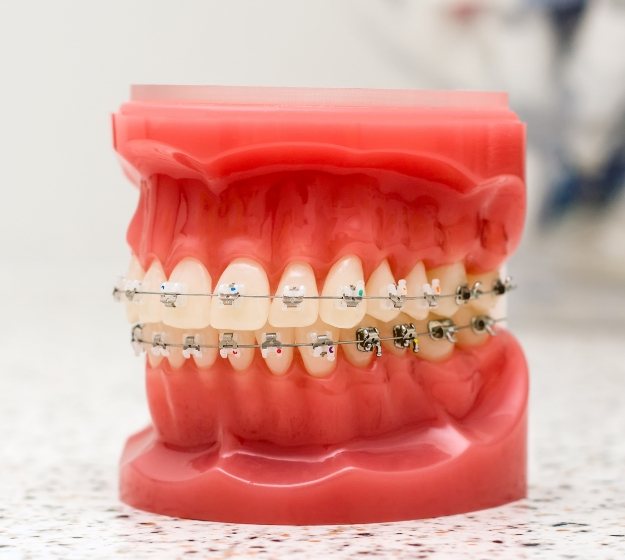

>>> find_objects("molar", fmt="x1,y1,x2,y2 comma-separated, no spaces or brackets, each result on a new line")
426,262,467,317
319,255,366,329
365,260,402,323
210,258,270,330
162,258,212,329
295,319,339,378
268,261,319,328
124,255,144,323
138,260,167,324
453,308,490,347
255,324,294,375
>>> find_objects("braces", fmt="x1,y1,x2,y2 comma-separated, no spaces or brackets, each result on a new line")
113,276,515,310
130,314,504,360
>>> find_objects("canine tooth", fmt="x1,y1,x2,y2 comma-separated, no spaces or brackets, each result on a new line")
192,328,219,368
221,330,255,371
402,262,430,321
414,317,455,361
162,258,212,329
341,316,379,368
319,255,366,329
210,258,270,330
295,319,339,377
255,325,294,375
365,260,403,323
124,255,145,323
467,270,500,313
426,263,467,317
138,260,166,324
269,262,319,327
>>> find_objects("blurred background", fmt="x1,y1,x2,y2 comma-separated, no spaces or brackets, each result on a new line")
0,0,623,554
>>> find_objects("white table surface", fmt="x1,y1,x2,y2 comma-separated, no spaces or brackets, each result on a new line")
1,255,624,559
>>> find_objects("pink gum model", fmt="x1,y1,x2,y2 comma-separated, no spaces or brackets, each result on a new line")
113,85,528,524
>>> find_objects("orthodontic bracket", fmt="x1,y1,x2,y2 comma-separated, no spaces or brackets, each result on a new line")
160,281,184,308
182,334,202,358
471,315,497,336
428,319,457,343
218,283,241,306
341,282,365,308
219,332,239,358
355,327,383,357
493,276,515,296
261,332,284,358
393,323,419,353
423,279,441,308
282,285,305,309
151,332,169,356
387,279,407,309
131,323,145,355
312,334,336,361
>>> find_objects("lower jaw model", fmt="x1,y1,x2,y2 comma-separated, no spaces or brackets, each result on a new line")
112,86,528,524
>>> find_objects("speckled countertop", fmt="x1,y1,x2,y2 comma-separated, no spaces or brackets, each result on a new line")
1,258,624,559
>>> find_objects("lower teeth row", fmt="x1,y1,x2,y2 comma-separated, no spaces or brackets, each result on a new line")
131,315,501,361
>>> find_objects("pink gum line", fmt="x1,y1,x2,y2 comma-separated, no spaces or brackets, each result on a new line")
121,331,528,524
127,170,525,284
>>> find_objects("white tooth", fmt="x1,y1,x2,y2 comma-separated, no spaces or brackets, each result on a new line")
210,258,270,330
341,316,379,368
162,258,212,329
426,263,467,318
220,330,255,371
255,325,294,375
402,262,429,321
138,260,166,324
319,255,366,328
364,260,403,323
414,317,455,361
191,328,219,369
295,319,339,377
268,262,319,328
124,255,145,323
467,269,501,314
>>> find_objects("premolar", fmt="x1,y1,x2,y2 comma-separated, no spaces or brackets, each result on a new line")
414,317,455,361
268,261,319,328
319,255,366,329
162,258,212,329
138,260,166,324
365,260,402,323
295,318,340,377
210,258,270,330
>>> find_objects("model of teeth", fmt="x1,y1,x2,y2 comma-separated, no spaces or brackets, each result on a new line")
112,85,528,525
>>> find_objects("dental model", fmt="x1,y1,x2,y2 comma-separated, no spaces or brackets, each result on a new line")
112,86,528,524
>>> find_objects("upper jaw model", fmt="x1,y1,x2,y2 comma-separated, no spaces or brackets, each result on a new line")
112,85,528,524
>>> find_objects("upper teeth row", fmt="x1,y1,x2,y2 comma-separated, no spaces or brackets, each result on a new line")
116,256,512,331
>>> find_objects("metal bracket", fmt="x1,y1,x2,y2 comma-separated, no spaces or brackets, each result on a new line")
151,332,169,356
219,332,239,358
182,334,202,358
471,315,496,336
392,323,419,353
428,319,457,343
356,327,382,357
312,333,336,361
260,332,283,358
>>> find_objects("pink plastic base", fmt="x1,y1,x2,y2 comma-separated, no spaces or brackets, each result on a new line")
120,331,527,524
